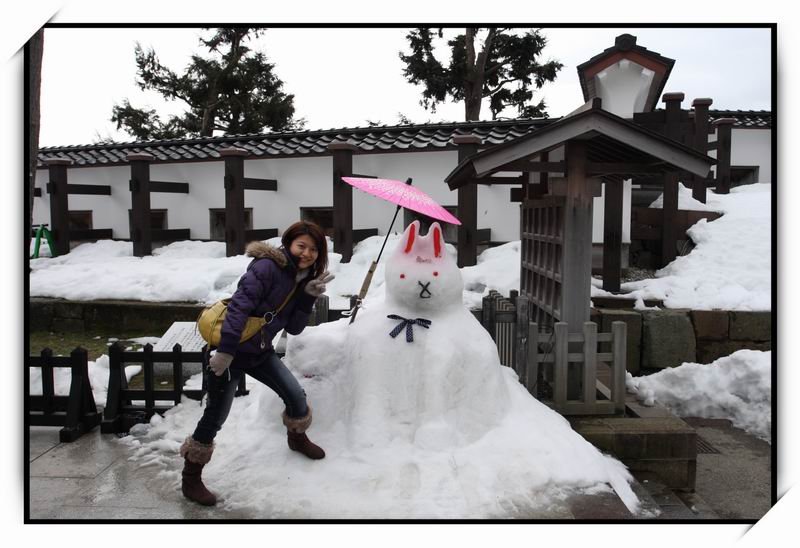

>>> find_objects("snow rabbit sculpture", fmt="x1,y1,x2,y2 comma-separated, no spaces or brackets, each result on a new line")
335,220,512,450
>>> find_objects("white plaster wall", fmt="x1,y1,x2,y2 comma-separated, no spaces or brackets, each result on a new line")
706,127,771,185
33,151,524,243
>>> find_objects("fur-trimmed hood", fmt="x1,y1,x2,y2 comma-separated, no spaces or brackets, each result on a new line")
245,241,288,268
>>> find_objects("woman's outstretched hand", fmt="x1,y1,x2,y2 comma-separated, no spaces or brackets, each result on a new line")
304,271,335,297
209,351,234,376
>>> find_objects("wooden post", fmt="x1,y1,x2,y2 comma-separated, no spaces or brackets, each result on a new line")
328,142,358,263
44,157,73,256
554,322,569,409
612,321,628,414
482,293,497,341
515,293,528,381
691,98,713,203
527,322,540,396
563,140,594,400
602,175,623,293
660,93,684,267
582,321,597,407
220,147,249,257
127,153,154,257
454,134,481,267
562,140,593,331
172,344,183,407
713,118,736,194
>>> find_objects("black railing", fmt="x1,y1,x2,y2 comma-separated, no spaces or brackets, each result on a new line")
28,347,101,442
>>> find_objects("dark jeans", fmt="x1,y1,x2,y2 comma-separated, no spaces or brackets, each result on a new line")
192,350,309,444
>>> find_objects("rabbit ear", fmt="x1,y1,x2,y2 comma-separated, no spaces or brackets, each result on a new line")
403,221,419,254
431,223,443,258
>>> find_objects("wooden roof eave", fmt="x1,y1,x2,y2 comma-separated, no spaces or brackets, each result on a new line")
445,108,715,190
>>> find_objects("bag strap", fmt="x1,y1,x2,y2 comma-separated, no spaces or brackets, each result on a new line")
272,282,299,317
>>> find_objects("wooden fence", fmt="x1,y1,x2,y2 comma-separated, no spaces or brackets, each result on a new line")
481,290,627,415
101,342,248,434
28,347,101,442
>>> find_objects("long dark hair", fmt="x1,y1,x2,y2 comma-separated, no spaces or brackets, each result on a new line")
281,221,328,277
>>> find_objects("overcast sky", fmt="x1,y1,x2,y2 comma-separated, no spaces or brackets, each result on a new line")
38,26,772,147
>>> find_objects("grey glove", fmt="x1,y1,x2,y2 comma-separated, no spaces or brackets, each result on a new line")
304,271,335,297
209,351,234,377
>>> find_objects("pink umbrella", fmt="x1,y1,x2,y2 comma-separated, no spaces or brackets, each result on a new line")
340,177,461,323
341,177,461,226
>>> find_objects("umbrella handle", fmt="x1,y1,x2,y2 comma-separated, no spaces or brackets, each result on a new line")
357,261,378,300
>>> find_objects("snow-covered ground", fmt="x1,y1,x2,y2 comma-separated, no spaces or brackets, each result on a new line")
29,183,771,312
627,350,772,443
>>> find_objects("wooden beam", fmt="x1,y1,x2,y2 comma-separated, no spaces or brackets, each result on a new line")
329,142,357,263
66,184,111,195
474,176,523,185
493,160,565,172
127,153,154,257
152,229,191,242
44,157,72,256
660,172,679,266
242,178,277,191
220,148,248,257
586,162,666,175
149,181,190,194
244,228,279,241
70,228,113,240
455,135,481,267
602,176,623,293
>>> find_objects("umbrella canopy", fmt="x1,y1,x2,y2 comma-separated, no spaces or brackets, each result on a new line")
341,177,461,225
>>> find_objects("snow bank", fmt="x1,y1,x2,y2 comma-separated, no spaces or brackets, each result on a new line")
626,349,771,443
622,184,771,310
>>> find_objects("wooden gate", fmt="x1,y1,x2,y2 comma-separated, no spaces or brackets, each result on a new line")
520,197,565,331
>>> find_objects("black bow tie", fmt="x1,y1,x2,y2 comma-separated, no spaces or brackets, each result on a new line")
387,314,432,343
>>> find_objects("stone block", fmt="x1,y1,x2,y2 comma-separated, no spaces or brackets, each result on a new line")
29,301,54,331
696,340,772,364
53,301,84,320
730,311,772,342
625,459,696,491
641,310,696,369
598,308,642,375
691,310,729,340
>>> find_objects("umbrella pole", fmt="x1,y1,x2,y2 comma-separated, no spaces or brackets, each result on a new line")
348,178,412,325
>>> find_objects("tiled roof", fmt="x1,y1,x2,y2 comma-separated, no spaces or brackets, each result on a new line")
37,118,555,168
708,110,772,129
37,110,771,168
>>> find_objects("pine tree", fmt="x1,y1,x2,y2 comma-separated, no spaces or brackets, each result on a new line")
111,28,303,140
399,28,563,121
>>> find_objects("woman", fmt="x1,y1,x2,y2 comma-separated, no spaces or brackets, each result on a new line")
180,221,334,506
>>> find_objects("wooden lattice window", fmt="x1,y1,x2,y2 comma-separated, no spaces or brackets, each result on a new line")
521,197,565,330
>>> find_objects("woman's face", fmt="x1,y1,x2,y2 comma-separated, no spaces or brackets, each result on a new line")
289,234,319,270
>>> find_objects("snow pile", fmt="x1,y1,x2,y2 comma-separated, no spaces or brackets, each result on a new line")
29,353,141,407
121,222,640,518
623,184,771,310
626,350,771,442
648,182,722,212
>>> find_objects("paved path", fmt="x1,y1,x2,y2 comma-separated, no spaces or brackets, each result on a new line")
27,417,771,520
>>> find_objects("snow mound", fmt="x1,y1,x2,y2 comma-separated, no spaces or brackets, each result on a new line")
626,349,771,442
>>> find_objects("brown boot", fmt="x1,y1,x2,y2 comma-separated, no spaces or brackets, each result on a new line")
179,436,217,506
283,406,325,460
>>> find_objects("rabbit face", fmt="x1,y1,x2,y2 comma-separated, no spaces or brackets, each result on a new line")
384,221,463,312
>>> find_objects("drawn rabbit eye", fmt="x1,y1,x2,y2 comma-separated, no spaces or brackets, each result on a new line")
400,274,405,279
433,271,439,277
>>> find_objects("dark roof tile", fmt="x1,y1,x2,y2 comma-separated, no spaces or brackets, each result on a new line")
37,112,769,168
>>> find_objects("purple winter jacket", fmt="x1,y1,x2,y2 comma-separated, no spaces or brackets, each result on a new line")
217,242,317,356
